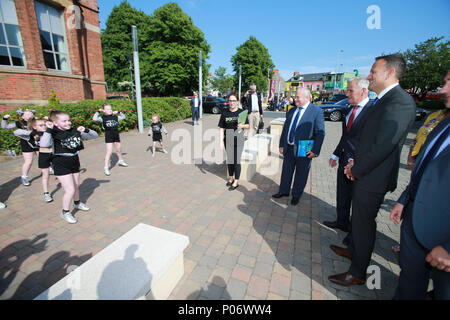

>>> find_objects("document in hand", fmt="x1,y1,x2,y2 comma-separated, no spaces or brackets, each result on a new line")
297,140,314,157
238,110,248,124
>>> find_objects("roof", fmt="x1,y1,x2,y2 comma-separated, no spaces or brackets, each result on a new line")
287,72,331,82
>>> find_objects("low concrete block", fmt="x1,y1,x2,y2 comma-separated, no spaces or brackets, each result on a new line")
34,223,189,300
269,118,286,138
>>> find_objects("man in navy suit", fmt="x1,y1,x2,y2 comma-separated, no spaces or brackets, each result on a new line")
190,92,200,125
390,70,450,300
324,77,374,234
272,87,325,205
328,54,416,286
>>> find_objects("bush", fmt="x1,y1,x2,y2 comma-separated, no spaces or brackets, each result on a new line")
0,97,191,154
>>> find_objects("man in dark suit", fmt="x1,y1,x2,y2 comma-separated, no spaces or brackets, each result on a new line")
324,77,374,234
272,87,325,205
245,84,263,137
390,70,450,300
328,54,416,286
190,92,200,125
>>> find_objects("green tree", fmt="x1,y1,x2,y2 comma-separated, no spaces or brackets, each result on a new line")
211,66,234,95
144,3,210,96
101,1,151,92
399,37,450,100
231,36,274,93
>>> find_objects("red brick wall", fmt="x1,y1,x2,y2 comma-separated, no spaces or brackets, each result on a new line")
0,0,106,106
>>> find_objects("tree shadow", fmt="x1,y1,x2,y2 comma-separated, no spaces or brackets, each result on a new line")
17,251,93,300
0,234,48,298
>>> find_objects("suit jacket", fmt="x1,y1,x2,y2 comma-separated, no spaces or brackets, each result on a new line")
333,99,374,165
351,85,416,193
190,97,200,109
246,92,263,115
279,103,325,157
398,117,450,252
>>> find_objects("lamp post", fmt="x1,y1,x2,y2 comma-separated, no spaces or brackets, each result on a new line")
199,50,203,119
127,55,134,101
131,25,143,133
238,65,242,108
333,49,343,93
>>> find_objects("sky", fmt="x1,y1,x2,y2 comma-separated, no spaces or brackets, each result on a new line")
97,0,450,80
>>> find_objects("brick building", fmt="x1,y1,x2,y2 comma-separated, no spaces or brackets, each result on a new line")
0,0,106,108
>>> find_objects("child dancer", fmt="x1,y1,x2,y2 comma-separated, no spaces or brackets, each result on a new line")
40,111,98,224
92,104,128,176
1,109,37,186
147,114,168,157
29,118,54,202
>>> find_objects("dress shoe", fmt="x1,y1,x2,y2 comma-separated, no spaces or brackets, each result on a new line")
330,245,352,260
291,197,299,205
226,180,234,187
228,184,239,191
342,233,351,246
328,272,365,287
323,220,350,232
272,193,289,199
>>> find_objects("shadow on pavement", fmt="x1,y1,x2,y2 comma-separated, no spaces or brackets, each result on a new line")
187,276,231,300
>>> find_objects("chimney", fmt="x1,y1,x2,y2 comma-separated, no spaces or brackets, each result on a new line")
294,72,300,76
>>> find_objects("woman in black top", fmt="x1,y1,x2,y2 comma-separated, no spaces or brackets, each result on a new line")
218,94,249,190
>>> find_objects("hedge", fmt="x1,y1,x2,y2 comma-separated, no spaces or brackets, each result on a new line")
0,97,192,154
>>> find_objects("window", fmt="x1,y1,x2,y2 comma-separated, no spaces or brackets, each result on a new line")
35,1,69,72
316,85,320,91
0,0,26,67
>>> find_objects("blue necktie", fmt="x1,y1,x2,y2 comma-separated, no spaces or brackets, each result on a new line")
408,124,449,201
372,97,379,105
288,107,302,144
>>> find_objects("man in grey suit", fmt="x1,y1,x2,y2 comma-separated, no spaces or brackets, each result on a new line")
390,70,450,300
328,54,416,286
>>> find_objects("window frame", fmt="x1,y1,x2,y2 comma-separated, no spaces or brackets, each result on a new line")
0,0,26,68
35,1,71,73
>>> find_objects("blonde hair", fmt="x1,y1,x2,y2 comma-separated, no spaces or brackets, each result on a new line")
152,114,160,122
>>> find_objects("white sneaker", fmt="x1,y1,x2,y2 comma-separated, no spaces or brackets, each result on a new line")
118,160,128,167
60,210,77,224
44,193,53,203
21,176,30,186
73,202,90,211
0,202,6,209
104,167,111,176
162,149,168,154
49,167,54,175
152,153,155,158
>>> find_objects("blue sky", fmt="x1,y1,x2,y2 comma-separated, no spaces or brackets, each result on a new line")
97,0,450,80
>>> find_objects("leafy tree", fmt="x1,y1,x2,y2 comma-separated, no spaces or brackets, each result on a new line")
101,1,151,93
399,37,450,100
210,66,234,95
144,3,210,96
231,36,274,93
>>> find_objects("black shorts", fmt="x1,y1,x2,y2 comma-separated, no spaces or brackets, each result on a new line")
105,131,120,143
38,152,52,169
20,139,38,153
152,133,162,142
52,155,80,176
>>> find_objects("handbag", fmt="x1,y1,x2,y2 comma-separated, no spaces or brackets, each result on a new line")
258,120,264,131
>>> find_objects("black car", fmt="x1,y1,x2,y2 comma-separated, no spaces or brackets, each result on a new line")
415,107,427,121
202,96,229,114
325,94,347,104
319,98,349,122
107,96,128,100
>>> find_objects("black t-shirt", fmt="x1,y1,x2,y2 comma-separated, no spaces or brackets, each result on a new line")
218,109,249,131
101,114,119,131
48,127,84,154
151,122,163,134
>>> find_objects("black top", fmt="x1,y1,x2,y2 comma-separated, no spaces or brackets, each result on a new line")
218,109,249,131
150,122,163,133
47,127,85,154
101,115,119,132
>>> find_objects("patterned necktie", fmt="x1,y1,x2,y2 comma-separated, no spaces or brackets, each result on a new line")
288,107,302,144
346,105,359,132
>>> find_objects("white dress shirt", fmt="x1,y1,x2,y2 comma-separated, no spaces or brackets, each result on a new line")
251,93,259,112
287,103,309,145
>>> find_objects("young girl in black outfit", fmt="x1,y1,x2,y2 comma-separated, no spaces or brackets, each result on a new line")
219,94,249,190
92,104,128,176
40,111,98,224
1,109,37,186
148,114,168,157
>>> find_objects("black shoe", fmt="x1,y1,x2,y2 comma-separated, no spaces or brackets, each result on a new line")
323,220,350,233
291,197,299,205
228,184,239,191
272,193,289,199
226,180,234,187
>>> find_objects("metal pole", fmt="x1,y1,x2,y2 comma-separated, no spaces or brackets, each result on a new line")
129,58,134,100
199,50,203,119
132,25,143,133
238,65,242,108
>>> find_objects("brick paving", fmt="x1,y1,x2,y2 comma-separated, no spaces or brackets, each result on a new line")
0,112,422,300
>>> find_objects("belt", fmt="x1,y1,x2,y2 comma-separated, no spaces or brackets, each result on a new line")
251,111,259,113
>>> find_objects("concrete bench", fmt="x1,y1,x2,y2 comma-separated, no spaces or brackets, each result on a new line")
269,118,285,155
240,133,274,181
34,223,189,300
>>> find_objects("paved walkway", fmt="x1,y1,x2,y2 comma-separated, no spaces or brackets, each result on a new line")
0,113,422,300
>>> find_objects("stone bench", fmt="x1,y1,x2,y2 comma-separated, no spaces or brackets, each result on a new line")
240,133,274,181
34,223,189,300
269,118,285,155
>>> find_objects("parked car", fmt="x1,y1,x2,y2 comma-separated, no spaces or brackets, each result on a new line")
202,96,229,114
107,96,128,100
324,94,347,104
415,107,427,121
319,98,349,122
